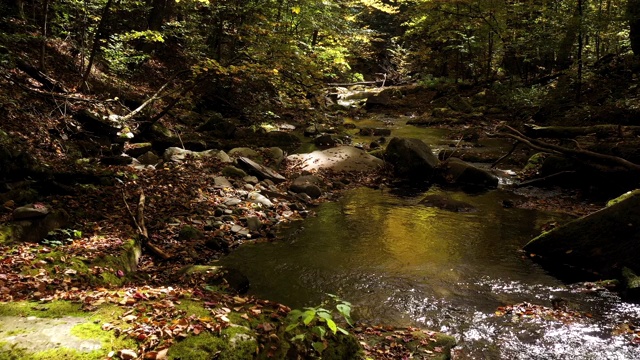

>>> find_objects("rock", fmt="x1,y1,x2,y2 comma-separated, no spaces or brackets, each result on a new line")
150,122,173,140
243,176,259,184
385,137,440,180
290,175,323,199
163,147,195,162
419,194,476,212
447,94,474,113
137,151,159,165
228,147,260,160
314,134,339,148
224,198,242,206
304,124,333,136
13,204,50,220
100,155,133,165
164,147,230,163
230,224,243,233
264,131,301,148
205,237,229,252
265,147,285,167
246,216,262,231
439,158,498,188
178,225,202,240
359,128,392,137
432,107,453,118
222,166,248,178
286,146,384,172
125,142,153,157
236,157,286,184
1,209,69,243
73,109,120,137
523,190,640,277
197,115,237,138
201,149,231,163
176,265,249,293
248,192,274,207
213,176,233,188
622,267,640,299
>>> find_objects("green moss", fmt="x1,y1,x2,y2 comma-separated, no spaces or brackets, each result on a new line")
175,299,211,318
167,332,256,360
523,152,548,172
606,189,640,207
0,300,85,318
178,226,203,241
0,225,16,244
71,321,137,351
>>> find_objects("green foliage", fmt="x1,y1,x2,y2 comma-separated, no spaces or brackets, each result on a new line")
284,294,353,357
42,228,82,247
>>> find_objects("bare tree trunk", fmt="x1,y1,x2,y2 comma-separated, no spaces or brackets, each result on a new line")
81,0,114,89
629,0,640,56
39,0,50,70
576,0,584,102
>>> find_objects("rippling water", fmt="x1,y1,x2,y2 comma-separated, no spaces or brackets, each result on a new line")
219,187,640,359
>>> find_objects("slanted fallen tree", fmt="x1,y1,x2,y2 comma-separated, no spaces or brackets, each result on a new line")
489,124,640,173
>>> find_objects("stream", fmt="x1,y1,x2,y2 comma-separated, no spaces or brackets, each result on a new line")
219,117,640,359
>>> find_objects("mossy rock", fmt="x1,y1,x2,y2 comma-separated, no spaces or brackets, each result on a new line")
167,329,258,360
222,166,248,178
0,301,135,359
523,152,548,173
178,225,203,241
607,189,640,207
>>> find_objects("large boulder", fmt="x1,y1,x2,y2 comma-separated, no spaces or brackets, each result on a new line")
439,158,498,188
523,190,640,277
1,205,69,243
287,146,384,172
385,137,440,180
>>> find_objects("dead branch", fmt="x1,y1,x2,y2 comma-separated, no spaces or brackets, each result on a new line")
488,125,640,172
119,70,190,122
122,188,171,260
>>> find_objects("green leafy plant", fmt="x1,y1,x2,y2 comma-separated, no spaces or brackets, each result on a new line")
284,294,353,356
42,229,82,247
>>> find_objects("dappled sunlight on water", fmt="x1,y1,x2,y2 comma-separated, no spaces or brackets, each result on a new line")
219,187,640,359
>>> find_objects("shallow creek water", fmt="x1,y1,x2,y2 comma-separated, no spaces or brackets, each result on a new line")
221,119,640,359
220,187,640,359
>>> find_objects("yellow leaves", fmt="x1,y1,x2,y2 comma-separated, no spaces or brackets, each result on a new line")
360,0,399,14
291,6,301,14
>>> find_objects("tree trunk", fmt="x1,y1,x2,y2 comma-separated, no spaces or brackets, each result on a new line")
80,0,114,89
39,0,50,70
628,0,640,56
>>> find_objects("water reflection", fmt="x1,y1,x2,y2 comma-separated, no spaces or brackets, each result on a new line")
218,187,640,359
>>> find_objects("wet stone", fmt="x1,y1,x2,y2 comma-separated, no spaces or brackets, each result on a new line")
230,225,244,233
246,216,262,231
213,176,233,189
225,198,242,206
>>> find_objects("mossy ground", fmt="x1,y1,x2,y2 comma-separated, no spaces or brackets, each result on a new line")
0,301,135,360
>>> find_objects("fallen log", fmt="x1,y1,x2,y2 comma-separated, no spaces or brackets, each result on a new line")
523,124,640,139
15,58,68,93
489,125,640,172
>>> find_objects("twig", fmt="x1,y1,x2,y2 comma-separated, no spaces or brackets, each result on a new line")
491,141,519,168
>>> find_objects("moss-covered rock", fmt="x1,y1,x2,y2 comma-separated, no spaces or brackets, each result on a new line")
524,191,640,277
178,225,203,241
